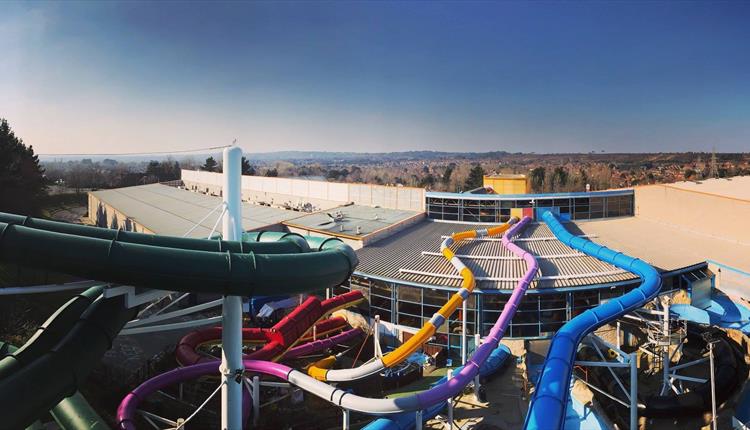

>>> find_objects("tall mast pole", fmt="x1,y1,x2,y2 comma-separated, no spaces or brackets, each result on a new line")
221,146,244,429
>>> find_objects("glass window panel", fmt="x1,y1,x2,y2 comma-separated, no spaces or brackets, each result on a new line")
512,324,540,338
371,295,391,311
540,322,564,334
371,281,391,298
398,301,421,316
399,286,422,303
423,289,449,306
398,313,421,327
518,296,539,311
512,311,539,324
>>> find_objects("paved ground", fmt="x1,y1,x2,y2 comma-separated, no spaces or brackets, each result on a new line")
48,205,87,223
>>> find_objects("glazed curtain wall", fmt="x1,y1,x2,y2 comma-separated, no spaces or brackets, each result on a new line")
336,275,639,346
426,194,633,222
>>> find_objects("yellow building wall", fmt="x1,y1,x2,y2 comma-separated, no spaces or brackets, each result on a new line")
483,176,529,194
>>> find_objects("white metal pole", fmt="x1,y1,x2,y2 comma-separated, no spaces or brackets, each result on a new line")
446,369,454,430
221,146,244,430
374,315,381,358
461,299,468,365
473,333,481,400
252,376,260,427
630,352,637,430
415,410,422,430
616,321,621,350
662,300,670,395
342,409,350,430
709,341,717,430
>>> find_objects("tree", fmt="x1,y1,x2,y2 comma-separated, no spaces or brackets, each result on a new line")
265,168,278,177
550,167,569,191
241,157,256,176
464,164,485,190
530,167,546,192
0,118,47,215
442,164,454,186
201,156,219,172
145,160,181,183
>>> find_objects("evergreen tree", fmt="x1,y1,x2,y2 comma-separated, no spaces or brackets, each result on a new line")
442,163,455,186
201,156,219,172
464,164,485,190
530,167,546,192
241,157,256,175
0,118,47,215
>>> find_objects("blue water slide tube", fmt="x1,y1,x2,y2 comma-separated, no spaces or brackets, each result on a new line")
524,212,662,429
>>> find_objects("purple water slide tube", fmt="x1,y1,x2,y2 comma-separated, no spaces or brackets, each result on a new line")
415,215,537,406
118,217,538,425
117,328,362,429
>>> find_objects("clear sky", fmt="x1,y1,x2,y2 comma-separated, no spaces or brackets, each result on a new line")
2,1,748,155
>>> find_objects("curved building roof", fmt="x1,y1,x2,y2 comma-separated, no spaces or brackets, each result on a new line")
354,220,640,292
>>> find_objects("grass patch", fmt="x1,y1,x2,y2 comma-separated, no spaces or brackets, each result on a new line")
385,367,449,399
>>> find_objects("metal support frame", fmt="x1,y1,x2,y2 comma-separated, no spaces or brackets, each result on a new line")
374,315,383,358
220,146,244,430
342,409,350,430
575,332,639,430
709,340,718,430
446,369,454,430
661,299,671,396
252,376,260,427
461,299,468,365
473,333,481,400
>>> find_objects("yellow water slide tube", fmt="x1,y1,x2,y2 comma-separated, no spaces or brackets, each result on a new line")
307,218,518,382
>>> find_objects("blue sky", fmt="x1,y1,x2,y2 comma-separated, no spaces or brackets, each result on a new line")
2,1,748,154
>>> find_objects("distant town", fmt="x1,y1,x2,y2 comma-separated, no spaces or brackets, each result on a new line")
42,150,750,195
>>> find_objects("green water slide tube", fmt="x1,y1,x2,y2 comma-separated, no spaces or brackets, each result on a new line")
0,212,358,427
0,286,137,429
0,212,310,254
0,212,358,296
0,342,108,430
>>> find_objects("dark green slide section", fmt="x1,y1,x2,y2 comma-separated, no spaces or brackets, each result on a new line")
0,342,108,430
0,286,135,429
0,213,359,428
0,212,310,254
0,213,358,296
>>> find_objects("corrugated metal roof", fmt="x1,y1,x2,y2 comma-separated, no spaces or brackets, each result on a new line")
90,184,302,238
355,220,638,291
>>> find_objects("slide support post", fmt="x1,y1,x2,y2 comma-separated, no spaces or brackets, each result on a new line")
342,409,350,430
661,299,670,395
374,314,382,358
616,321,621,349
415,410,422,430
446,369,454,430
709,341,717,430
252,375,260,427
630,352,637,430
220,146,244,430
461,299,467,365
474,333,481,400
